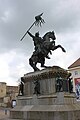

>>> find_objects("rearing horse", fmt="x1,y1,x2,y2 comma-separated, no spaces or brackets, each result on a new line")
43,31,66,53
29,31,66,71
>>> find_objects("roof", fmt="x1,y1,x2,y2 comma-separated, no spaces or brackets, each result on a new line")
68,58,80,69
0,82,6,84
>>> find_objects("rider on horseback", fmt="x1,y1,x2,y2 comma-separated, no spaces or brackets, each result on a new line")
27,31,50,59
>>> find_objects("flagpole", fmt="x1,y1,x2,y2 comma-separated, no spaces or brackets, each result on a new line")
20,21,36,41
20,13,45,41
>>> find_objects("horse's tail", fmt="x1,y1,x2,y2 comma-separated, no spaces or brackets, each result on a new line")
29,58,33,67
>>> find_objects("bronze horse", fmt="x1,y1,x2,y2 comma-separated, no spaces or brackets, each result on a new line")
29,31,66,71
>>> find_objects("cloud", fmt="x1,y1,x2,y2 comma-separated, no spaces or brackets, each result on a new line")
0,50,32,85
0,0,80,85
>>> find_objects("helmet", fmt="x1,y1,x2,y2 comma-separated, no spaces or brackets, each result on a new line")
35,32,39,37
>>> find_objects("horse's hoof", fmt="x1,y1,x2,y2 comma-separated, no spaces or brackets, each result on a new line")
62,48,66,52
34,68,40,71
43,66,49,68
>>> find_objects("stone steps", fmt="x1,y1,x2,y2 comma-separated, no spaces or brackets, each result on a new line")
9,103,80,119
10,111,23,119
8,119,23,120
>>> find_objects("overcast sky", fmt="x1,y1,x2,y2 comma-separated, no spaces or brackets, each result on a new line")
0,0,80,86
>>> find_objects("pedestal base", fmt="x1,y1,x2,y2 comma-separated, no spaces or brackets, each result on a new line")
9,66,80,120
10,104,80,120
9,92,80,120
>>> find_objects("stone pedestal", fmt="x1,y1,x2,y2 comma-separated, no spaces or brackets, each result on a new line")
9,66,80,120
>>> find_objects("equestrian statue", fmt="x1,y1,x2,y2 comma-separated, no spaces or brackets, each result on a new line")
20,13,66,71
27,30,66,71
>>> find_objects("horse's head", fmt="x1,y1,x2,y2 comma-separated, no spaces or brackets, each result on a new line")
49,31,56,40
43,31,56,41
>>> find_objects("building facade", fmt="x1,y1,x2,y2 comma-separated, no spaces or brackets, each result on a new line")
68,58,80,98
0,82,18,107
0,82,6,97
0,82,6,106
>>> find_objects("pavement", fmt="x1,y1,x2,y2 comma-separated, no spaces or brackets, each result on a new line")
0,107,10,120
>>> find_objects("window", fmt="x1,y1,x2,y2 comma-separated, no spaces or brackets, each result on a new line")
75,71,78,75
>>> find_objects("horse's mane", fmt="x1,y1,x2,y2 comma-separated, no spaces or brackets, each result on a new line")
42,31,51,41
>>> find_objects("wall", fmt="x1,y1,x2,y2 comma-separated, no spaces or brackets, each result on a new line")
68,67,80,92
0,82,6,98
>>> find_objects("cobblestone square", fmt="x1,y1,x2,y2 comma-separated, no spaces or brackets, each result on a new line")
0,107,10,120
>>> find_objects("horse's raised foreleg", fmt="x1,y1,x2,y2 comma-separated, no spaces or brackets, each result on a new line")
58,45,66,52
52,45,66,52
29,58,40,71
